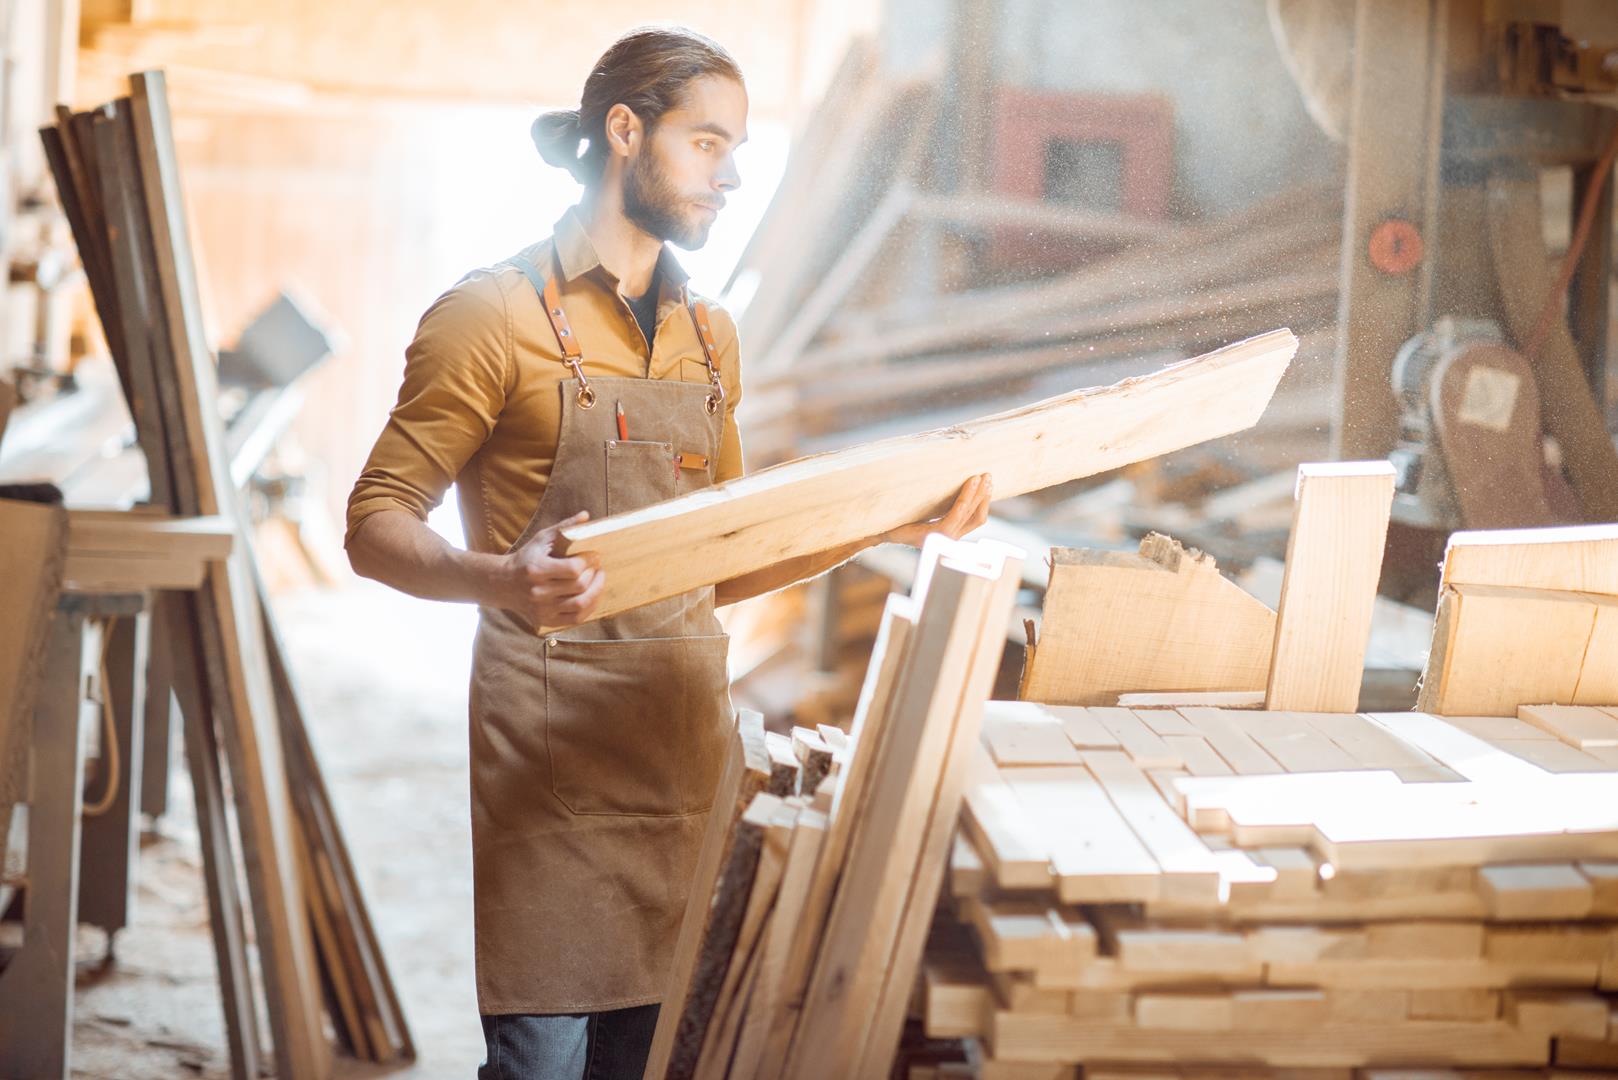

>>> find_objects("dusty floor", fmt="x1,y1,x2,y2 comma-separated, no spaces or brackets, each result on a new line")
71,581,487,1079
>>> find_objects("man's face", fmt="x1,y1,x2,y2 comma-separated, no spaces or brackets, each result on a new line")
623,74,748,250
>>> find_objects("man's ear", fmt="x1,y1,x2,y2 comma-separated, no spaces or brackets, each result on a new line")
603,103,643,158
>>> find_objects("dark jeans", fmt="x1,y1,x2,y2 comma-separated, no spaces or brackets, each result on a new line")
478,1004,660,1080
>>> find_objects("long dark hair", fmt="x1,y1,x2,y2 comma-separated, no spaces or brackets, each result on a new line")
532,26,742,186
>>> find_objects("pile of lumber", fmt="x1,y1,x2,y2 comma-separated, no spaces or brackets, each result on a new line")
910,515,1618,1078
643,534,1025,1079
727,41,1342,466
35,70,410,1074
925,698,1618,1077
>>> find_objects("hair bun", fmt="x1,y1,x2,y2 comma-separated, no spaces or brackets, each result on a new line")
531,109,588,182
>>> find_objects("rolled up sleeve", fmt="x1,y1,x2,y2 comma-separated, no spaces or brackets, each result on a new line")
345,276,510,547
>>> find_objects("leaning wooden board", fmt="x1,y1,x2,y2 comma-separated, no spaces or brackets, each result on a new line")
552,329,1297,630
128,70,329,1079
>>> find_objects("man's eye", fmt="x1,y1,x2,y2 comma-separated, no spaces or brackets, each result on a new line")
698,140,715,152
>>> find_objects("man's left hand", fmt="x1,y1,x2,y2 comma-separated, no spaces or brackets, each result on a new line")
882,473,993,547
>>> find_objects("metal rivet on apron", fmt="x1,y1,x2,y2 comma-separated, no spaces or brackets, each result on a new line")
559,327,570,337
545,636,558,648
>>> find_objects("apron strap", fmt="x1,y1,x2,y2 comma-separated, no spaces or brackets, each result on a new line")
508,253,597,410
508,249,726,417
686,293,725,416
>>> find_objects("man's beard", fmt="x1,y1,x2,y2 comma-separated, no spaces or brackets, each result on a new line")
623,149,712,250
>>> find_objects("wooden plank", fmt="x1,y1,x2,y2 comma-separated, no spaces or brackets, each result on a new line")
964,898,1097,975
961,746,1054,890
1045,704,1120,750
1442,523,1618,596
90,101,176,512
664,793,782,1079
732,809,826,1079
1176,707,1285,775
129,70,328,1080
858,543,1025,1079
1088,707,1183,769
1001,764,1163,904
1159,734,1232,776
555,330,1298,630
982,701,1083,766
1579,860,1618,916
164,593,263,1079
1301,711,1453,780
645,712,774,1080
0,499,68,816
1265,462,1395,711
1518,704,1618,750
1019,534,1276,705
1420,585,1617,715
693,799,796,1078
761,597,915,1075
1478,863,1594,920
1117,690,1266,709
1082,750,1221,905
0,611,93,1080
261,591,412,1062
784,543,997,1079
1232,712,1364,773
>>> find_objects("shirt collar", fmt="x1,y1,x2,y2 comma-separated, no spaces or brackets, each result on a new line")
552,205,692,292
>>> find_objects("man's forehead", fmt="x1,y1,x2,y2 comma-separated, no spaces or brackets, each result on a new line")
665,78,749,143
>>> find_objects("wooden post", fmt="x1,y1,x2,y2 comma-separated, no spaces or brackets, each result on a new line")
1266,462,1396,712
1331,0,1447,460
0,599,118,1078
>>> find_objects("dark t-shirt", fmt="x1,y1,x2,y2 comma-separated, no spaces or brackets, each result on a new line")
624,270,660,351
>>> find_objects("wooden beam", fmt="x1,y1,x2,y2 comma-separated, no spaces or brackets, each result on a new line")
858,542,1025,1077
61,511,234,592
1418,584,1618,715
1331,0,1446,459
1441,523,1618,596
784,542,1000,1078
645,710,775,1080
558,329,1297,631
1265,462,1395,712
128,70,328,1080
1021,534,1277,706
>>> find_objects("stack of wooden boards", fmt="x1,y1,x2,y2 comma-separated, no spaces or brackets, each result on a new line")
727,41,1342,466
925,699,1618,1076
36,71,410,1075
643,535,1026,1079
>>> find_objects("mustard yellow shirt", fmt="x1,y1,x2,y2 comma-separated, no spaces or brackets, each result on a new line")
345,208,744,554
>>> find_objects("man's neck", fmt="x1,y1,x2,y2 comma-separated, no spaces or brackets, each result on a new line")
577,192,662,300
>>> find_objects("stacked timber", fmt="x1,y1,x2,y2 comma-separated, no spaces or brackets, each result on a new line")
33,71,411,1074
913,505,1618,1078
926,700,1618,1076
643,535,1026,1079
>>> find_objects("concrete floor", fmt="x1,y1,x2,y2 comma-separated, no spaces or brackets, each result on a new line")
72,582,487,1078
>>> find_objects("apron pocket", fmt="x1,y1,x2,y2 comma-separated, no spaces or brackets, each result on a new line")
605,439,676,517
543,633,733,817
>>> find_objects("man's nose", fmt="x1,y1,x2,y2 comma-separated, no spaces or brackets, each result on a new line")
715,154,741,193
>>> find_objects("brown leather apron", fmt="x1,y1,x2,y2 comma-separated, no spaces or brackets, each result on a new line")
468,251,734,1014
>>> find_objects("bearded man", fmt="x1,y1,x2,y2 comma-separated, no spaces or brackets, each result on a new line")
344,25,990,1079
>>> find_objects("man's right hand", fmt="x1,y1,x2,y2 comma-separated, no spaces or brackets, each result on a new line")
498,511,605,627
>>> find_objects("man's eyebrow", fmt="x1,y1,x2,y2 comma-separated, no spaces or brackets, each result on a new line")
692,121,747,145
